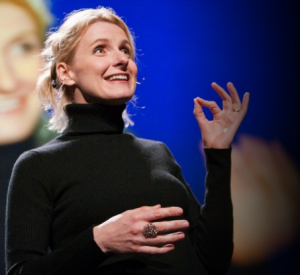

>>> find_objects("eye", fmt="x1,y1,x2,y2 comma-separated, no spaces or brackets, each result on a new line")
93,46,104,54
10,42,38,56
121,47,131,56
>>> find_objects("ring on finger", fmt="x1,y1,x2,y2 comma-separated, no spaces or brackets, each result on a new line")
143,223,158,238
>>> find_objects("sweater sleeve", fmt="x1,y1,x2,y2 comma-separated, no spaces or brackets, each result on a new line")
163,145,233,275
5,151,107,275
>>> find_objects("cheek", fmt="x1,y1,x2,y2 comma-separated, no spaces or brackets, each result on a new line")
14,55,41,84
73,61,107,83
131,61,138,78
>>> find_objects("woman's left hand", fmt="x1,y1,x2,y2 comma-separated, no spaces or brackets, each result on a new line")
194,82,250,148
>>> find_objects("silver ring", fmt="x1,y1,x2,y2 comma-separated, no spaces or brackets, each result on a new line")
143,223,158,238
233,108,240,112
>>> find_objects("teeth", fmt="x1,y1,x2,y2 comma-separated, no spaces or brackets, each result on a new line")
108,75,128,81
0,99,20,113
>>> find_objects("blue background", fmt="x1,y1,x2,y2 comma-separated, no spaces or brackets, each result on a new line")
49,0,299,202
48,0,299,274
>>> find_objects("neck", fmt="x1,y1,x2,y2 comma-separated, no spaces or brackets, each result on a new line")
63,103,126,135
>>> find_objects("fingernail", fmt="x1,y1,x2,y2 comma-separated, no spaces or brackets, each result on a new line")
176,208,183,214
182,221,189,227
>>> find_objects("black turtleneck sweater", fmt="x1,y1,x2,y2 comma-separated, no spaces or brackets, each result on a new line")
0,115,57,275
5,104,233,275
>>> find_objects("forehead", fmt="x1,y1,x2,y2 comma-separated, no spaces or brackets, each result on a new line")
80,21,129,44
0,3,37,45
0,2,35,27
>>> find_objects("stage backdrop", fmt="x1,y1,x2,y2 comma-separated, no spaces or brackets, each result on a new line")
47,0,299,274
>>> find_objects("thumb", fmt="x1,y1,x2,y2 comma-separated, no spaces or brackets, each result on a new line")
193,98,206,124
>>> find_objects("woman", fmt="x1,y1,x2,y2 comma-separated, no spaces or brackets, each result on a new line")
5,6,249,275
0,0,54,144
0,0,55,273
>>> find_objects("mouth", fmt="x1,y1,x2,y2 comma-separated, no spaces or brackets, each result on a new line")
0,98,25,115
105,74,129,82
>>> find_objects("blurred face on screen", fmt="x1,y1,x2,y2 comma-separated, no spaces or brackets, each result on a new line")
0,2,42,144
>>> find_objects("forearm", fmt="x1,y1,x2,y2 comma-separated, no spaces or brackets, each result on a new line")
190,148,233,274
6,227,107,275
5,151,107,275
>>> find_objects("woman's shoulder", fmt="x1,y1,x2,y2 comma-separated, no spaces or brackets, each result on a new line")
126,134,174,158
13,135,64,167
129,134,167,149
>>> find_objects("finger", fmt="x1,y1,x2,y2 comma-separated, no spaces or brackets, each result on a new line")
211,81,232,98
139,206,184,221
127,204,161,214
144,232,186,246
153,220,189,233
134,244,175,254
193,98,208,129
227,82,242,110
193,98,206,120
195,97,221,116
240,92,250,114
141,204,161,209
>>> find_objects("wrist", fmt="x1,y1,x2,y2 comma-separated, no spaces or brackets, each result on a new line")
93,225,109,254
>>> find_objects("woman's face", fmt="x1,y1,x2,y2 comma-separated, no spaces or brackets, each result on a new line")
0,3,42,144
63,21,138,105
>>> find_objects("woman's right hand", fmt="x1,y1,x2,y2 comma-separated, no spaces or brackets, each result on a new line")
93,204,189,254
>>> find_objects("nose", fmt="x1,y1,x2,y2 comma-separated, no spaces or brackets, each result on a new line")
112,51,129,70
0,56,16,93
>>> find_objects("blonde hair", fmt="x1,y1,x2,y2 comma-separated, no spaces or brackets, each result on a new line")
0,0,53,42
36,6,136,133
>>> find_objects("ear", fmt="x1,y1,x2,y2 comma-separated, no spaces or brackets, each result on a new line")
56,62,76,86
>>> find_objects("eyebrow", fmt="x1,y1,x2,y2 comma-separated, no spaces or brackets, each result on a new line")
90,38,131,47
7,31,40,45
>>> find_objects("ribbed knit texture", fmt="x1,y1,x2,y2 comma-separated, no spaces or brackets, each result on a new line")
0,137,35,275
5,103,233,275
1,116,57,275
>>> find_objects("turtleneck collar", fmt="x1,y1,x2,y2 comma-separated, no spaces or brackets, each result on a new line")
63,103,126,135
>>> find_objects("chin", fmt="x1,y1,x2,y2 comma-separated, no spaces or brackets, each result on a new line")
107,92,135,105
108,97,133,105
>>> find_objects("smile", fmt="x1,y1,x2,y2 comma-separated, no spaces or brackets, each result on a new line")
0,98,21,114
107,74,129,81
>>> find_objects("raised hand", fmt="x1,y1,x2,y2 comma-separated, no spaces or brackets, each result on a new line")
93,205,189,254
194,82,250,148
